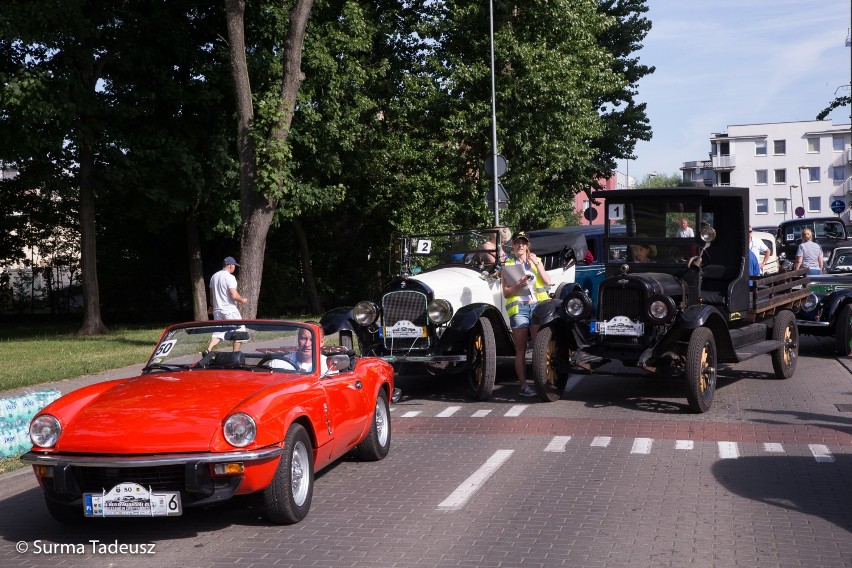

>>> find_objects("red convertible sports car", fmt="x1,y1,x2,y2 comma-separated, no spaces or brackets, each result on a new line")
22,320,394,524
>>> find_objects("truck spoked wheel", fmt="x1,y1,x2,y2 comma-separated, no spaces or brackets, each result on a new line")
685,327,716,413
467,317,496,401
533,326,567,402
771,310,798,379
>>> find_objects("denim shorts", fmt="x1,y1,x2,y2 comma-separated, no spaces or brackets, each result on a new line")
509,303,535,329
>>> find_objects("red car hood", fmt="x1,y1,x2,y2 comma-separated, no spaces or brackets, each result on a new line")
55,371,286,454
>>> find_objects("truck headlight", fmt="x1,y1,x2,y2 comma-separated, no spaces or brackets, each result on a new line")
353,301,379,326
562,291,592,321
428,299,453,325
647,295,676,324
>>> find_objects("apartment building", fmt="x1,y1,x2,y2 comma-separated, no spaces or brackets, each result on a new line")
681,120,852,225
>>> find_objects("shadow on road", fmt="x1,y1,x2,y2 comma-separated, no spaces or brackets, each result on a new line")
712,454,852,535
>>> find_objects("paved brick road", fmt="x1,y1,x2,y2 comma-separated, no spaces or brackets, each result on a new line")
1,336,850,567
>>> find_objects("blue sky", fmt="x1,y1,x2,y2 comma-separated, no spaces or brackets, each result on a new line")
628,0,851,182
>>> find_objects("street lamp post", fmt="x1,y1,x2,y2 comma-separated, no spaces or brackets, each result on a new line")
488,0,499,226
788,185,798,220
797,166,808,215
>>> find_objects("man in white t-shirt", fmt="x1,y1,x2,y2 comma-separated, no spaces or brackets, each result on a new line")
206,256,249,352
748,227,770,274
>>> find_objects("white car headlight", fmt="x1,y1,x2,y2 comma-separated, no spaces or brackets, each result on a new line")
353,301,379,326
30,415,61,448
428,299,453,325
223,413,256,448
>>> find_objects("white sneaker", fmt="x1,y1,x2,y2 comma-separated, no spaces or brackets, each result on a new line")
519,385,536,397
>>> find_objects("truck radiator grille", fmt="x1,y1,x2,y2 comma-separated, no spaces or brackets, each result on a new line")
599,287,646,321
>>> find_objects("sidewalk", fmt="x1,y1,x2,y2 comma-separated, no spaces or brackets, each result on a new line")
1,363,146,399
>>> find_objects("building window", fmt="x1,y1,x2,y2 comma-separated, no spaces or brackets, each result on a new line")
755,170,768,185
833,165,847,182
773,140,786,155
774,199,788,214
833,136,845,152
718,171,730,186
774,169,786,184
756,199,768,214
807,167,820,182
807,196,821,213
807,137,820,153
755,140,767,156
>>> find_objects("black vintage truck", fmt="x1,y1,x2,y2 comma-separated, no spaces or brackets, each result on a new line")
531,187,810,413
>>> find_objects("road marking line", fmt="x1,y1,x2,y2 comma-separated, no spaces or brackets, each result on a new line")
763,443,785,453
401,411,421,418
631,437,653,454
809,444,835,463
471,409,491,417
504,405,527,417
437,449,514,510
544,436,572,452
590,436,611,447
718,441,739,459
436,406,461,417
675,440,694,450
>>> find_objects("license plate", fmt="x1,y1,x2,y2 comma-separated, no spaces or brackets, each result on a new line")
84,482,182,517
593,316,644,337
382,320,426,339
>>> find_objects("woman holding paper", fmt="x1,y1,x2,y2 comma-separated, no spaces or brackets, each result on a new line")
502,231,552,397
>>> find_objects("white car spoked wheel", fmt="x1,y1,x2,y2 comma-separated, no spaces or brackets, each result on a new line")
264,423,314,524
467,317,497,401
358,389,391,461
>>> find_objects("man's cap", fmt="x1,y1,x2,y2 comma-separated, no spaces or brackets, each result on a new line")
224,256,240,267
511,231,530,243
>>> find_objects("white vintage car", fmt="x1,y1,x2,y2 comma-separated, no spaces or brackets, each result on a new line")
321,227,588,400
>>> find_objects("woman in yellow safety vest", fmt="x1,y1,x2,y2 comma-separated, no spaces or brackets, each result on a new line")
501,231,552,397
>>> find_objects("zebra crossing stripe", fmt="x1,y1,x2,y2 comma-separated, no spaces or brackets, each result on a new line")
504,405,527,417
631,438,653,454
718,441,739,459
675,440,694,450
591,436,612,447
763,443,784,453
436,406,461,417
809,444,834,463
472,409,491,417
401,411,421,418
545,436,572,452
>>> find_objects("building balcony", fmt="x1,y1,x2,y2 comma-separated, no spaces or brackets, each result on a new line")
711,155,735,171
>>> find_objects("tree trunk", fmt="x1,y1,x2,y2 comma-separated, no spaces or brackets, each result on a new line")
76,143,108,335
186,204,207,320
224,0,314,319
292,219,322,314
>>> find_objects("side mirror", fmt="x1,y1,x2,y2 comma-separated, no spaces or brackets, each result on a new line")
326,354,353,374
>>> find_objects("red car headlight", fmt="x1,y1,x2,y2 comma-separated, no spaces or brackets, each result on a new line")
223,413,257,448
30,415,61,448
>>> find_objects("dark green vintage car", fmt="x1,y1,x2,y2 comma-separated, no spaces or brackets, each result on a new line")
796,245,852,356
